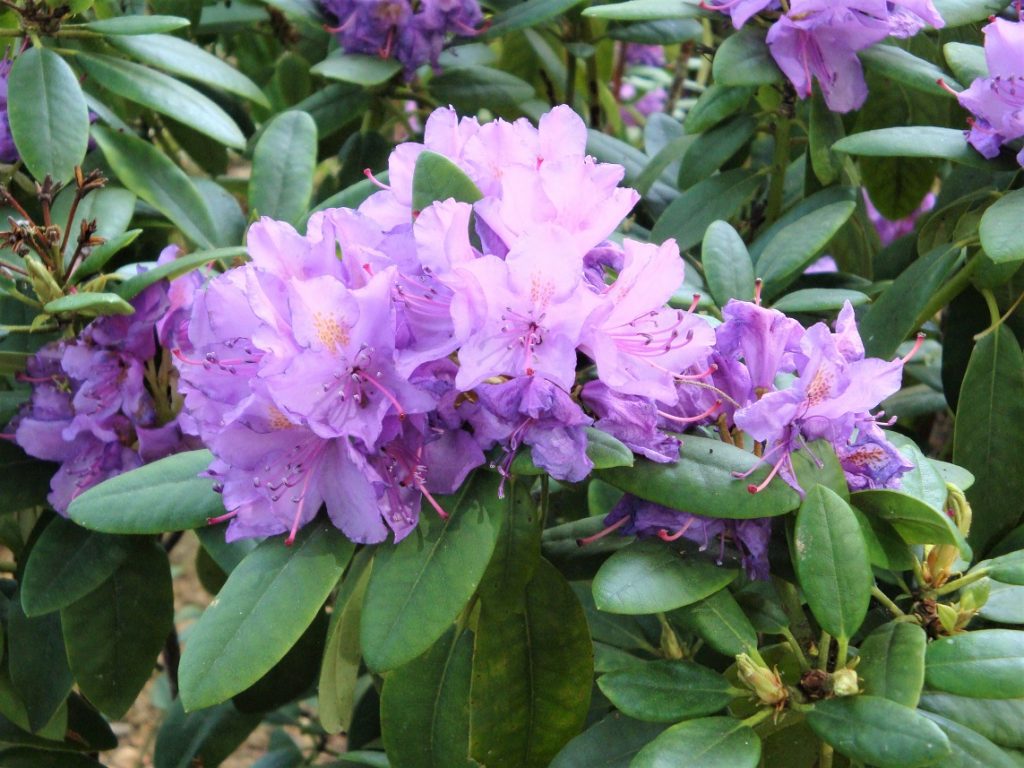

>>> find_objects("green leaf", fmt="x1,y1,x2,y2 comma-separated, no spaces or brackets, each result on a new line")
478,479,541,603
985,552,1024,585
978,579,1024,623
670,588,757,657
249,111,317,226
712,27,781,86
758,201,857,300
485,0,587,36
930,459,975,491
919,692,1024,749
43,292,134,317
944,42,987,84
598,435,801,520
771,289,870,314
981,189,1024,266
860,44,962,97
926,630,1024,699
651,168,761,252
470,559,593,768
0,750,103,768
20,517,132,617
52,185,136,262
794,485,872,640
428,68,534,116
550,714,667,768
114,247,242,301
921,710,1021,768
179,522,352,711
77,53,245,149
82,14,189,33
806,696,951,768
61,539,174,718
411,151,484,212
571,584,657,654
632,717,761,768
71,230,143,282
68,449,223,534
597,660,735,723
677,115,757,191
833,127,991,168
808,90,845,186
8,593,73,731
154,699,261,768
380,627,476,768
361,473,503,672
91,125,218,249
8,48,90,184
684,85,753,134
852,489,967,552
592,539,738,615
857,621,927,708
108,34,268,106
932,0,1006,26
319,552,372,734
859,243,963,359
582,0,702,21
312,54,402,86
953,326,1024,552
702,220,755,305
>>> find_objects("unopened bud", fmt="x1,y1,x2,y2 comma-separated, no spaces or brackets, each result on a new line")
936,602,959,635
736,653,787,706
659,617,685,661
831,668,860,697
24,256,62,304
960,579,990,613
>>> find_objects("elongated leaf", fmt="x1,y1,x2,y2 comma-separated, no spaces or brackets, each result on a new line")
807,696,950,768
249,111,317,225
43,292,134,317
678,115,756,191
91,126,218,248
77,53,244,148
71,230,142,283
412,151,484,212
68,449,223,534
702,220,755,305
954,326,1024,552
478,478,541,603
108,34,268,106
485,0,586,36
794,486,872,640
114,247,242,301
179,522,352,711
592,539,737,615
0,750,103,768
852,489,965,549
632,717,760,768
361,473,502,672
980,189,1024,266
651,169,761,252
712,27,781,86
8,594,73,731
61,539,173,718
470,559,593,768
8,48,89,184
20,517,132,617
380,628,476,768
598,435,800,520
154,699,261,768
671,588,757,657
919,692,1024,749
52,185,137,261
771,289,870,313
312,54,402,86
860,44,961,97
857,621,927,708
597,661,735,723
83,15,188,33
944,42,987,84
926,630,1024,699
758,201,856,300
428,68,534,116
932,0,1006,26
684,85,753,134
550,714,667,768
921,711,1021,768
583,0,702,21
834,127,991,168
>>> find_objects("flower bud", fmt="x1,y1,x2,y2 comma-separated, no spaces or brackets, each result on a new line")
831,668,860,697
24,256,62,305
736,653,787,706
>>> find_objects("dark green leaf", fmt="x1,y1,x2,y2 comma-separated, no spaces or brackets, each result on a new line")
52,185,136,261
651,169,761,252
319,552,372,734
684,85,754,134
921,710,1021,768
678,115,756,191
61,539,173,718
82,15,188,33
597,660,735,722
926,630,1024,699
8,48,89,184
179,522,353,711
598,435,801,520
43,292,134,317
771,289,870,314
8,593,72,731
794,485,872,640
71,230,142,282
0,750,103,768
808,91,845,186
312,54,402,85
712,27,781,86
980,189,1024,266
478,478,541,603
632,717,761,768
857,621,927,707
485,0,586,36
919,692,1024,749
114,247,242,301
833,128,991,168
412,150,484,212
806,696,950,768
428,68,535,116
860,44,962,97
550,714,667,768
670,588,757,656
154,699,261,768
68,449,223,534
249,111,317,225
592,539,737,615
852,489,967,551
702,220,755,305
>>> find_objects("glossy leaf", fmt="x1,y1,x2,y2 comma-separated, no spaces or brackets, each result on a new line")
921,711,1021,768
114,247,242,301
82,14,188,33
71,230,143,282
319,552,372,734
361,473,503,672
671,588,758,656
860,44,961,97
712,27,781,86
771,289,870,313
651,169,761,252
8,48,89,184
701,220,755,305
592,539,737,615
932,0,1006,25
678,115,757,191
8,594,72,731
485,0,587,36
68,449,223,534
312,54,402,85
61,539,173,718
154,699,261,768
853,489,967,551
632,717,760,768
411,150,484,212
428,68,534,116
833,127,991,167
857,621,927,708
43,292,134,317
179,523,352,711
684,85,754,134
249,111,317,225
794,485,872,640
597,660,735,723
550,714,667,768
926,630,1024,699
919,692,1024,749
980,189,1024,266
806,696,951,768
944,42,987,83
582,0,702,20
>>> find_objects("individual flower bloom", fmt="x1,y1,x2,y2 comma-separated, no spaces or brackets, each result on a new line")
664,350,753,428
48,433,143,513
580,380,680,463
863,189,936,246
581,239,715,404
766,1,891,113
834,418,914,490
886,0,944,37
451,226,601,391
0,50,17,164
715,299,804,394
956,17,1024,166
623,43,666,67
59,346,151,439
155,246,205,351
476,375,593,485
322,0,413,59
702,0,780,28
599,494,772,580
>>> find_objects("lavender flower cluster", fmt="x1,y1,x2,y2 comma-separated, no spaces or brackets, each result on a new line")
706,0,945,112
321,0,483,76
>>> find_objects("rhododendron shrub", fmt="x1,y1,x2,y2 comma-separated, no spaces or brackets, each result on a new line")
2,1,1024,766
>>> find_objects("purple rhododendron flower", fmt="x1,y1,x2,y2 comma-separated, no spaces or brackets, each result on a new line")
0,50,16,164
580,381,680,463
702,0,780,29
957,17,1024,167
864,189,937,246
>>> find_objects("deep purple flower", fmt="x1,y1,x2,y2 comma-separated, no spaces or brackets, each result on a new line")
835,418,914,491
580,381,680,463
715,299,804,394
0,51,16,164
